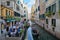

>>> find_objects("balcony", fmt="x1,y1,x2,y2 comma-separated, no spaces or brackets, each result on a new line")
39,14,46,20
45,11,56,18
14,12,20,17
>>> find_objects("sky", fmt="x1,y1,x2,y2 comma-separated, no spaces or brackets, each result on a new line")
20,0,35,19
23,0,35,13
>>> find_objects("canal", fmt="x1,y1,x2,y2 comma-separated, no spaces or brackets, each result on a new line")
33,23,59,40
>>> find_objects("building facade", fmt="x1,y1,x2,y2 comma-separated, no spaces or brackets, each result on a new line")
38,0,46,27
34,0,40,21
31,5,35,21
1,0,15,26
23,6,28,20
1,5,14,26
1,0,22,25
34,0,60,39
45,0,60,38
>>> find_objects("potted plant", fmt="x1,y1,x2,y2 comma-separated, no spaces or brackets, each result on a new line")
45,12,52,17
20,29,24,36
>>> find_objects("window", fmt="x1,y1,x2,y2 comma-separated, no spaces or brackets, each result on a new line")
7,11,10,16
46,6,51,13
6,10,8,16
6,10,10,16
48,6,51,12
59,0,60,11
7,1,10,6
45,0,48,2
51,19,56,27
46,8,49,13
24,11,25,13
17,0,20,4
38,6,40,11
41,14,45,19
36,8,37,12
21,4,23,7
16,5,20,11
52,3,56,13
46,19,48,24
8,11,10,15
39,14,45,19
24,14,26,17
39,14,41,19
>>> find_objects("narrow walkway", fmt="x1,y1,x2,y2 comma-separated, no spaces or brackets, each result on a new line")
25,34,27,40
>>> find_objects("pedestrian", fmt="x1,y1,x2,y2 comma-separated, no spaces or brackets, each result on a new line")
24,19,30,30
6,25,9,32
13,24,16,29
27,20,33,40
17,27,20,36
8,31,11,37
15,30,19,37
3,28,6,37
5,25,9,37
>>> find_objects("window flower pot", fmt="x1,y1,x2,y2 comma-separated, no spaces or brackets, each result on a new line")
45,12,52,17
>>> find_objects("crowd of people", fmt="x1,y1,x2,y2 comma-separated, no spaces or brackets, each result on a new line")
1,19,29,37
1,19,40,40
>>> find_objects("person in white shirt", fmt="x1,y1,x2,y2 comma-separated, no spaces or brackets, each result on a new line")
27,20,34,40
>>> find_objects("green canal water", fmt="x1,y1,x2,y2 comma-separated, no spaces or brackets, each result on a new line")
33,24,60,40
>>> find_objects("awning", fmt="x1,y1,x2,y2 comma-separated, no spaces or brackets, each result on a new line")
11,18,15,22
6,18,11,22
15,17,21,21
11,20,15,22
6,18,15,22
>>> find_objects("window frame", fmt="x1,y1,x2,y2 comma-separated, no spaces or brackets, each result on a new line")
46,19,48,24
38,6,40,11
52,3,56,13
45,0,48,2
59,0,60,10
7,1,10,6
51,19,56,27
16,5,20,11
6,10,8,16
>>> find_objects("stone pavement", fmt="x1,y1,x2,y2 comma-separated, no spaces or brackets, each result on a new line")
0,30,24,40
0,37,21,40
25,35,27,40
